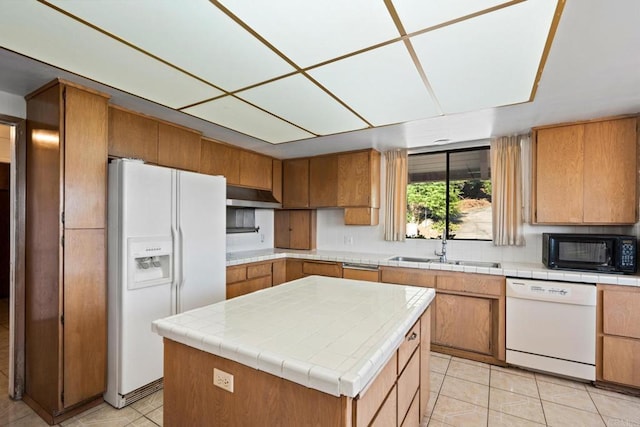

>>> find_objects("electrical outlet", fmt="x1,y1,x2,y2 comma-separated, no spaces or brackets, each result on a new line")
213,368,234,393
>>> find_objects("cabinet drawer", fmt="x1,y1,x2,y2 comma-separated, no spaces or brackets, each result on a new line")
603,290,640,339
343,267,379,282
602,335,640,388
226,266,247,284
226,276,271,299
247,263,272,279
355,352,397,427
398,320,420,374
397,348,420,423
380,267,436,288
400,389,419,427
370,384,396,427
437,273,503,296
302,261,342,278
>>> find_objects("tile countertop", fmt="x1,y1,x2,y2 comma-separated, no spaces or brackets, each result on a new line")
152,275,435,398
226,248,640,287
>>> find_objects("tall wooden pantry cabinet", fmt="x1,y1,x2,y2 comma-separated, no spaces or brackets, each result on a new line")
24,80,108,423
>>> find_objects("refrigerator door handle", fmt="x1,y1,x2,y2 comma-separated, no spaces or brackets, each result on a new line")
171,224,179,315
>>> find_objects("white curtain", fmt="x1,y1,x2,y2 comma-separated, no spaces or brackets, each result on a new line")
491,135,527,246
384,150,408,241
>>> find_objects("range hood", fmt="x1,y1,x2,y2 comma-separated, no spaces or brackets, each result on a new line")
226,185,281,209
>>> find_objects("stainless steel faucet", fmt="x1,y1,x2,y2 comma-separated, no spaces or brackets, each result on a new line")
434,229,447,263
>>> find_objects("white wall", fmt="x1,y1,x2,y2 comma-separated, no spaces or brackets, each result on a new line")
226,209,275,253
0,90,26,119
316,155,635,264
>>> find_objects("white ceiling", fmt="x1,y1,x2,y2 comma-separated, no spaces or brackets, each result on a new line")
0,0,638,159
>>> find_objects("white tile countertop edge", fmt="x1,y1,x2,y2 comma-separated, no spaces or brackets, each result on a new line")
152,276,436,398
226,248,640,287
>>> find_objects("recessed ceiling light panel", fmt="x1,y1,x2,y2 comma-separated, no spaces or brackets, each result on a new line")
237,74,368,135
0,1,222,108
392,0,511,33
217,0,400,67
184,96,315,144
309,41,441,126
47,0,295,92
410,0,558,113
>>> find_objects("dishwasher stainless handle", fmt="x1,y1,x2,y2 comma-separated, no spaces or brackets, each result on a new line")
342,263,379,271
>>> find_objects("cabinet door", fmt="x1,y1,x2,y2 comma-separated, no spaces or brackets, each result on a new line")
602,335,640,387
344,207,379,226
290,210,315,250
64,86,108,229
272,159,282,203
63,228,106,408
535,125,584,223
338,151,371,207
272,260,286,285
583,118,637,224
302,261,341,277
274,210,291,249
283,158,309,208
602,289,640,339
240,150,272,190
157,123,201,172
309,155,338,207
200,139,240,185
108,107,158,162
434,293,492,354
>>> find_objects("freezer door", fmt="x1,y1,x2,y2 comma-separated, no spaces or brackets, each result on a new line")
107,160,174,402
176,171,226,313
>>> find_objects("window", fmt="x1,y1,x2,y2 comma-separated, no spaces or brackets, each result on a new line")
406,147,492,240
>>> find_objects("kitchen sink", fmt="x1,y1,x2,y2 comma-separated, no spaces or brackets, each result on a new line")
388,256,500,268
387,256,437,263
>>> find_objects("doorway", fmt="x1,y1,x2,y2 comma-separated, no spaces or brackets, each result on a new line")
0,116,26,400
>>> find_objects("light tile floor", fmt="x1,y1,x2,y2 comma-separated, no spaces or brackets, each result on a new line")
1,297,639,426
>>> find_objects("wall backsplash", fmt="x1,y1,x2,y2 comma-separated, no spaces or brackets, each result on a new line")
226,209,274,252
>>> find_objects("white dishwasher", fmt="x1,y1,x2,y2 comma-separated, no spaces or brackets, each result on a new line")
506,278,596,381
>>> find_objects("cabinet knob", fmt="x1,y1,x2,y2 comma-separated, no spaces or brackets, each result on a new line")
408,332,418,341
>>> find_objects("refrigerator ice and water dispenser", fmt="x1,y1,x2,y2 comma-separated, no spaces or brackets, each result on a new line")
127,237,173,290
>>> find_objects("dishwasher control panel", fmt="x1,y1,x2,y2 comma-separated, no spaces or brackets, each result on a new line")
506,278,596,305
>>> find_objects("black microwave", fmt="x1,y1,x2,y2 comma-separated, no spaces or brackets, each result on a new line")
542,233,637,274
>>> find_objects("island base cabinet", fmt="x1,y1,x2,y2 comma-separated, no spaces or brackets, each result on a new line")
162,306,432,427
163,339,350,427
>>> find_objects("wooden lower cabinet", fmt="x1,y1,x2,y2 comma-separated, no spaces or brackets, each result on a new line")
302,260,342,277
434,293,493,354
226,261,273,299
343,267,379,282
272,259,286,285
597,284,640,390
381,266,505,364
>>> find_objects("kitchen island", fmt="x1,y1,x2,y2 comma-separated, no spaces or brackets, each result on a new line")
152,275,435,426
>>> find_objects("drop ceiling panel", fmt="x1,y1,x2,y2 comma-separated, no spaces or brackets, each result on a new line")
0,1,221,108
184,96,315,144
410,0,557,114
237,74,368,135
217,0,399,67
392,0,511,33
47,0,295,92
309,42,440,126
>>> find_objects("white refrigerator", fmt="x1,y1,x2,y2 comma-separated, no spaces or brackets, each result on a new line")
105,159,226,408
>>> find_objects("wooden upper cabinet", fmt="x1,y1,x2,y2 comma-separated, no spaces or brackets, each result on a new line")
309,155,338,207
535,124,584,224
583,118,637,223
534,116,638,224
274,209,316,249
239,150,272,190
338,150,380,208
200,138,240,185
272,159,282,203
108,106,158,163
283,158,309,208
157,122,201,172
64,85,109,229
